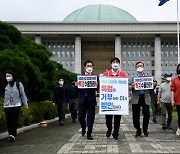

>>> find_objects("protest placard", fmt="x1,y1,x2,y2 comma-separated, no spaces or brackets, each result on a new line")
77,75,97,88
134,76,153,90
99,76,129,115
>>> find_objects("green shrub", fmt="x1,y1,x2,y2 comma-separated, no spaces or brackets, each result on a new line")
0,101,58,133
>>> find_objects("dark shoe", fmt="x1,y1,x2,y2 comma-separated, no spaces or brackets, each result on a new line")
106,131,111,138
81,129,86,136
112,135,118,140
59,121,64,126
8,135,15,142
152,119,157,123
162,126,166,130
135,131,142,137
166,126,172,130
87,136,93,140
144,132,149,137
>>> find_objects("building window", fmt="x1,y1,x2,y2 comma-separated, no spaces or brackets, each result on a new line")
174,51,178,57
146,51,150,57
71,61,74,67
132,51,136,57
62,61,65,67
127,61,131,66
161,51,164,57
151,51,154,57
71,51,74,57
165,51,169,57
122,42,126,48
52,51,56,55
127,51,131,57
62,51,65,57
47,42,51,48
146,61,150,66
146,70,150,75
152,70,155,76
151,60,155,66
123,61,126,67
151,42,154,47
142,42,145,47
66,61,69,67
170,51,173,57
175,60,178,66
170,61,173,66
165,42,169,47
161,61,164,66
52,42,56,48
128,42,131,47
141,51,145,57
67,42,70,48
66,51,70,57
123,51,126,57
57,51,60,58
137,42,141,48
57,42,61,48
137,51,140,57
132,42,136,47
132,60,136,67
170,42,173,47
147,42,150,48
165,61,169,66
62,42,65,48
71,42,75,48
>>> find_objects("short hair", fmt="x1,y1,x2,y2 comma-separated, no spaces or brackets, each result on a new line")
153,80,157,83
176,63,180,74
58,77,64,81
135,61,144,67
84,60,94,67
110,57,120,64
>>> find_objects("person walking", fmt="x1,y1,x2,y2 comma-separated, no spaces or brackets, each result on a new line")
129,61,151,137
171,63,180,136
3,70,28,141
157,73,173,130
68,81,78,123
53,77,68,126
78,60,98,140
150,80,159,123
103,57,127,140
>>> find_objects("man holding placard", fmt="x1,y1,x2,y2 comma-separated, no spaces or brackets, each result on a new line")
101,57,128,141
129,61,152,137
77,60,98,140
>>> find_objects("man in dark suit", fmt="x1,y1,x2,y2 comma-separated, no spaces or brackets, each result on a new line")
129,61,151,137
53,77,68,126
78,60,97,140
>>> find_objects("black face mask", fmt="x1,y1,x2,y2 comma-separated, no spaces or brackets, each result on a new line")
177,70,180,75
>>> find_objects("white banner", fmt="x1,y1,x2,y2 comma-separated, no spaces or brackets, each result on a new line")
99,77,129,115
134,76,153,90
77,75,97,89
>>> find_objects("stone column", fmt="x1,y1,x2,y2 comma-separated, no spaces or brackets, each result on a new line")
75,35,81,74
35,35,41,44
154,35,161,84
115,35,122,70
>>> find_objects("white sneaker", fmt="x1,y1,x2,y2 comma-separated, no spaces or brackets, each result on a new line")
8,135,15,141
176,128,180,136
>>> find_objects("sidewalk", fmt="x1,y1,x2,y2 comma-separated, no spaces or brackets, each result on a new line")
0,110,180,154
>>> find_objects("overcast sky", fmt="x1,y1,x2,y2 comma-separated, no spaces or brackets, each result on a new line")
0,0,179,22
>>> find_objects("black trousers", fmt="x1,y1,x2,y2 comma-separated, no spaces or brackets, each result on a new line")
105,115,121,137
132,94,150,133
78,97,95,136
57,102,66,123
4,106,21,137
69,99,77,121
177,105,180,128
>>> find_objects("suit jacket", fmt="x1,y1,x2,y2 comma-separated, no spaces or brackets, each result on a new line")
129,76,151,105
78,73,98,105
53,85,68,105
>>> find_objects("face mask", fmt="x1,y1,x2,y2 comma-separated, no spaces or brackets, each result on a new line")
59,81,64,86
166,77,171,81
6,77,13,82
112,63,119,69
137,67,144,72
177,70,180,75
86,67,93,73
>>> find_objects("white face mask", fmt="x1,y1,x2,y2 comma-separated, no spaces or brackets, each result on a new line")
112,63,119,69
6,76,13,82
166,77,171,81
59,81,64,86
86,67,93,73
137,67,144,72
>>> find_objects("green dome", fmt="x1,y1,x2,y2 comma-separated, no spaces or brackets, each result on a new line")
63,4,137,22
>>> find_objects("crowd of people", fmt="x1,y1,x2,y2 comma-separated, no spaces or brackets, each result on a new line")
2,59,180,142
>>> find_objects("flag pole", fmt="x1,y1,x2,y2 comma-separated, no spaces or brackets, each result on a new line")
177,0,180,64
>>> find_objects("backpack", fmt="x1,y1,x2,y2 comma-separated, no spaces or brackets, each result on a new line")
16,82,21,99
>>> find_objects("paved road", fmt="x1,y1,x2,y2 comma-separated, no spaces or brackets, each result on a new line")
0,110,180,154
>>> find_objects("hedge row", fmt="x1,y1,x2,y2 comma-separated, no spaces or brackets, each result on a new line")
0,100,58,133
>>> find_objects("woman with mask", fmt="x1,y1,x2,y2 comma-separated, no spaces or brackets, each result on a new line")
157,73,173,130
171,64,180,136
129,61,151,137
53,77,68,126
103,57,127,140
4,70,28,141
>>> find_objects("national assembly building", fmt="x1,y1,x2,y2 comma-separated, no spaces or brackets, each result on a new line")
8,4,179,83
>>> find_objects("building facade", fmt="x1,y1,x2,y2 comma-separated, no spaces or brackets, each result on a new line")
8,4,179,83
